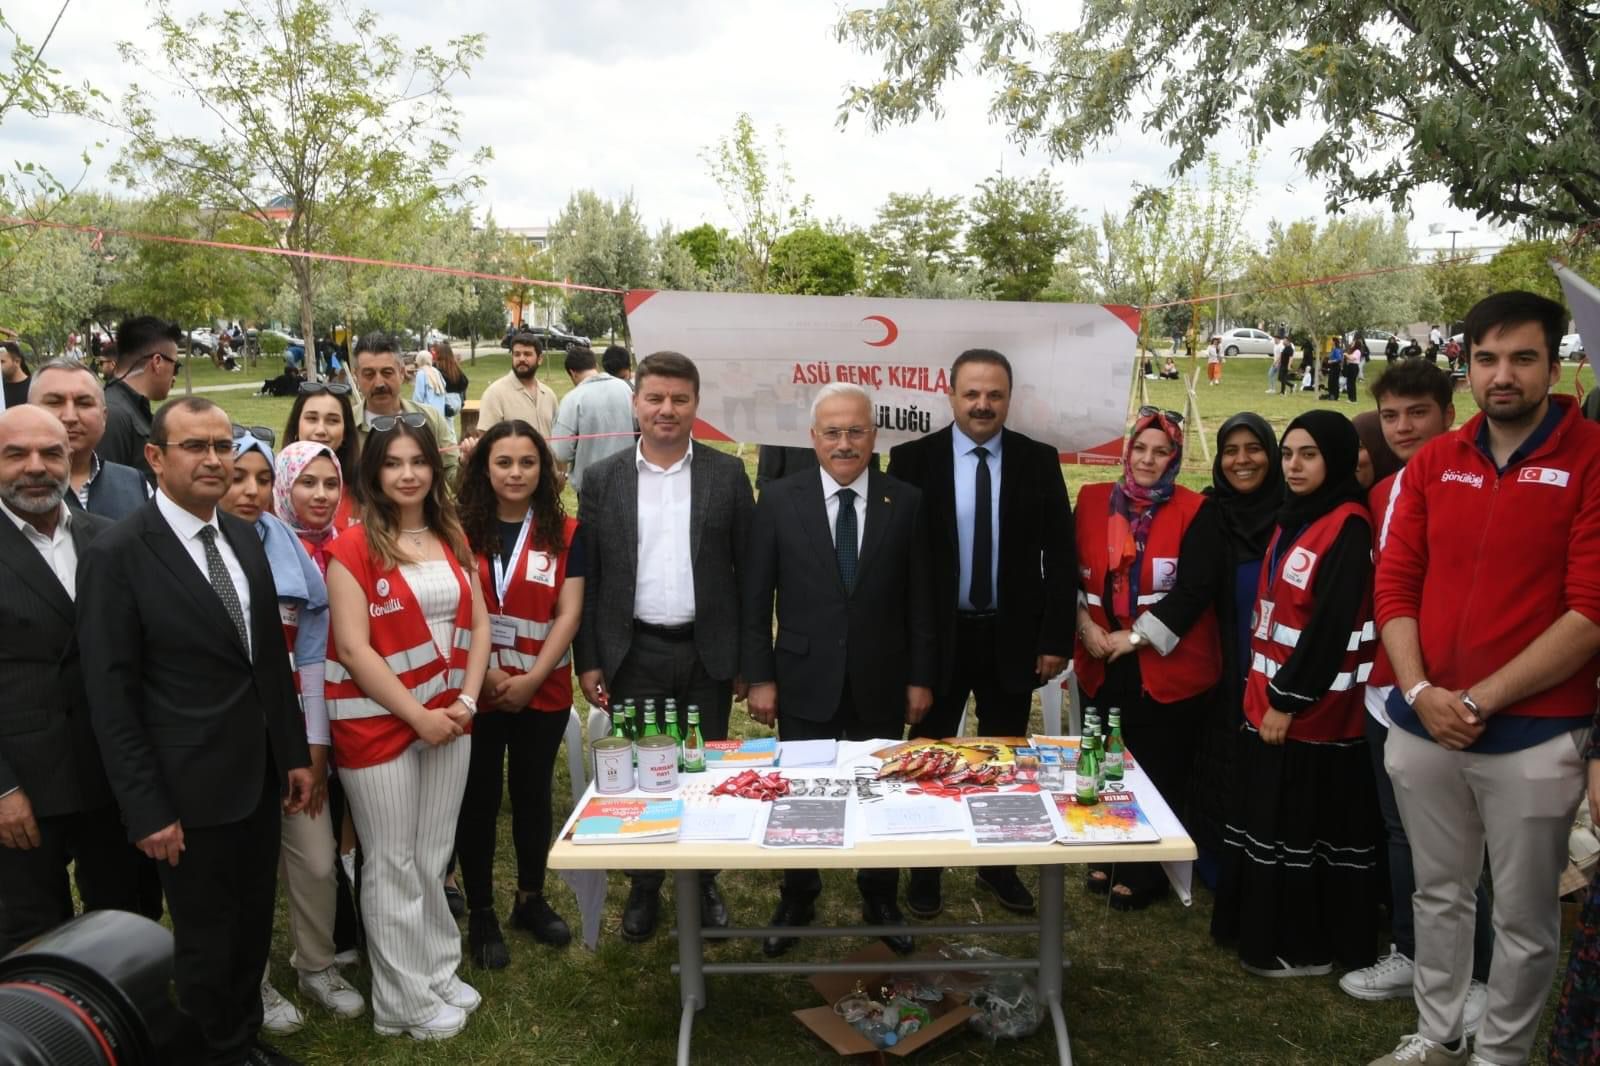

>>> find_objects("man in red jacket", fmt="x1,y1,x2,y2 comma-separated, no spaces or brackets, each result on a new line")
1369,291,1600,1066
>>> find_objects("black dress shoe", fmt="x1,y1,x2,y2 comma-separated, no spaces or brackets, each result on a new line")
976,867,1036,914
620,882,660,942
700,880,730,929
469,909,510,969
862,897,914,955
444,882,467,919
905,870,943,919
762,897,815,958
247,1042,302,1066
511,894,572,947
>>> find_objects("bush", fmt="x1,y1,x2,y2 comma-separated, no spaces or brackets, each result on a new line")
260,332,288,357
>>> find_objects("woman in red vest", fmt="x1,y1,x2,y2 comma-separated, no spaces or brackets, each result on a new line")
1211,409,1380,979
1075,407,1222,910
325,415,490,1041
453,419,583,969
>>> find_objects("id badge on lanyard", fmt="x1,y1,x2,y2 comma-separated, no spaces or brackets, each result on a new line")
490,512,532,648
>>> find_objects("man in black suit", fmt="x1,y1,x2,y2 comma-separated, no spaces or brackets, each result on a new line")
0,406,142,952
887,348,1076,919
79,397,313,1066
743,382,935,957
573,350,754,941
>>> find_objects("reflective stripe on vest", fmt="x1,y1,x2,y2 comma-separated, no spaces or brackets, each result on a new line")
1264,619,1374,653
327,667,468,721
1250,653,1373,692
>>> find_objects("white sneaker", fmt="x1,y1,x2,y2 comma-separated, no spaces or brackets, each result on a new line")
1341,947,1415,1001
1367,1033,1469,1065
298,965,365,1019
1462,980,1488,1037
374,1002,467,1041
259,978,305,1035
436,976,481,1014
340,850,356,884
332,948,360,969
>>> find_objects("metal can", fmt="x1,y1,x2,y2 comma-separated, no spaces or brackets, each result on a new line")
636,734,679,792
593,736,635,794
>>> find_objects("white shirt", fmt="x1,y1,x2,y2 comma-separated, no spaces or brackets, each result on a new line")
634,441,696,625
1,499,77,597
819,466,869,553
155,489,252,659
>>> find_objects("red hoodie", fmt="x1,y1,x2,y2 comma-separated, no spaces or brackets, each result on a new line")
1374,395,1600,719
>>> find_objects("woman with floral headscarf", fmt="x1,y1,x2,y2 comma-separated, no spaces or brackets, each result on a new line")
275,441,345,576
1074,407,1222,910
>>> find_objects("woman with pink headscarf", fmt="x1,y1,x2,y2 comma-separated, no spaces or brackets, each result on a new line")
1073,407,1223,909
275,441,346,576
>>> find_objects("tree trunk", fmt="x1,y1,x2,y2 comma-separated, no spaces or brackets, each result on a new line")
295,259,317,381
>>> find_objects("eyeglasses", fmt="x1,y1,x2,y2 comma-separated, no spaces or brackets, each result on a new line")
817,426,872,443
146,352,179,369
232,423,276,445
369,412,430,433
1137,405,1185,425
298,381,352,396
153,438,236,457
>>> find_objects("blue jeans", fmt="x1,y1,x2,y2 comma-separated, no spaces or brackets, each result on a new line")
1367,712,1494,979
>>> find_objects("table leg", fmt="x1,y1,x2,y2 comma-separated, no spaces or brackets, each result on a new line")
1036,864,1072,1066
675,869,704,1066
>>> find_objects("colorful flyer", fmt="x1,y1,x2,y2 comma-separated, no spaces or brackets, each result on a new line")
1051,790,1161,845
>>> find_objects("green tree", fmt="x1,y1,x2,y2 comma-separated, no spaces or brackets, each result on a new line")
769,225,860,295
835,0,1600,234
1427,252,1493,326
654,225,713,292
674,223,730,275
550,190,652,340
1081,187,1178,349
862,190,967,296
110,0,487,362
1169,154,1258,342
965,171,1081,302
701,113,811,292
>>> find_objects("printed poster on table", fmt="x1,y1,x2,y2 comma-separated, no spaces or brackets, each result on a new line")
761,798,852,849
1051,791,1162,845
624,290,1137,463
963,792,1064,846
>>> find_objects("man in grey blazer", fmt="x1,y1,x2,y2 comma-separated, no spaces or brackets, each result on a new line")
29,359,151,520
574,350,753,941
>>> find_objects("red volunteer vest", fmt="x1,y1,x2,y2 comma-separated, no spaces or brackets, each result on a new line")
1073,482,1222,704
477,515,577,712
324,526,475,768
1244,501,1375,741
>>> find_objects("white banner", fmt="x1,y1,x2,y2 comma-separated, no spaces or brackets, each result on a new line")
623,290,1139,463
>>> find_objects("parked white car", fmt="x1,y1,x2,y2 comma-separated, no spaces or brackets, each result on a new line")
1561,333,1585,360
1218,327,1278,356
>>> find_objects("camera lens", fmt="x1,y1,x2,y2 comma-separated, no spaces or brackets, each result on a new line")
0,910,202,1066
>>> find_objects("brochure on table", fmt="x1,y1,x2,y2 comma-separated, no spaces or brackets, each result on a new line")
558,737,1188,853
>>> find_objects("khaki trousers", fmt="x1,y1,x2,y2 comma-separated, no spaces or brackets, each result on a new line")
1386,724,1586,1064
279,800,338,974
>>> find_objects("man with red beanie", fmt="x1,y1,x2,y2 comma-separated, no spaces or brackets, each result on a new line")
1368,291,1600,1066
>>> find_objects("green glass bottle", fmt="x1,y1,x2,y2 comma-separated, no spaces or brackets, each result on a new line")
1074,731,1099,806
1090,726,1106,791
682,706,706,773
665,705,684,770
641,704,661,739
1105,712,1125,783
609,705,628,743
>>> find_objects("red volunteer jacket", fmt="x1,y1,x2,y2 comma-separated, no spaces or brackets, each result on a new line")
476,515,577,712
1366,472,1400,689
1244,500,1376,741
325,526,475,768
1374,395,1600,720
1074,482,1222,703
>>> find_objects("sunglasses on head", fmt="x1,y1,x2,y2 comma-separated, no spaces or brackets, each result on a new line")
368,412,430,433
232,423,277,445
298,381,352,396
1137,405,1185,425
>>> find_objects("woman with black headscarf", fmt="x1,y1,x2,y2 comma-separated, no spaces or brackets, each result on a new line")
1168,413,1286,885
1352,410,1401,490
1077,408,1222,910
1211,410,1381,979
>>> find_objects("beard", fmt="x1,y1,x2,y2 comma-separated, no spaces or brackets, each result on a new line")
0,475,68,515
513,362,537,381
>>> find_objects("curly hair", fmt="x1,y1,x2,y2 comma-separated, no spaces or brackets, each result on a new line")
455,419,566,558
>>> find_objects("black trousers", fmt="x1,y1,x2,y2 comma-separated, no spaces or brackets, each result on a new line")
456,706,570,913
610,627,731,893
327,773,361,954
911,613,1033,885
779,679,899,904
160,764,282,1066
1343,363,1360,401
0,804,143,955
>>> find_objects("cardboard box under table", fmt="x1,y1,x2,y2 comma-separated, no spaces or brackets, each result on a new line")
547,741,1196,1066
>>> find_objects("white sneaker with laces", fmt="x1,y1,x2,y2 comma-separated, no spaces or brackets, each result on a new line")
374,1002,466,1041
1367,1033,1469,1066
1462,980,1488,1036
259,978,304,1035
436,976,481,1014
298,965,365,1018
1340,946,1415,1001
332,948,360,969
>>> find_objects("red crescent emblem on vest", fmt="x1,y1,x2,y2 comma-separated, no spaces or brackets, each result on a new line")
531,552,554,573
1289,552,1312,572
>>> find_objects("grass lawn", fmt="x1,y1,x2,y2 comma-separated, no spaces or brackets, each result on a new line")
184,348,1578,1064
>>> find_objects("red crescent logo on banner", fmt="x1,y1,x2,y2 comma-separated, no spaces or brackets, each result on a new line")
862,315,898,347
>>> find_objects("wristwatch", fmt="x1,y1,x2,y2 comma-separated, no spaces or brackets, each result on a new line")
1128,631,1147,648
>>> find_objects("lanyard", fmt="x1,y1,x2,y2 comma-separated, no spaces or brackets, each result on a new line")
491,511,533,609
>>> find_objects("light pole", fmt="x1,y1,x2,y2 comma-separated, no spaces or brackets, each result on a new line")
1448,228,1464,256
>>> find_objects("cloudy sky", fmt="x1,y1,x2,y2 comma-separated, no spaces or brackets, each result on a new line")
11,0,1502,255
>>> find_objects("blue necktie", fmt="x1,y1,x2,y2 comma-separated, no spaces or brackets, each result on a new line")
835,488,858,593
970,447,993,609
